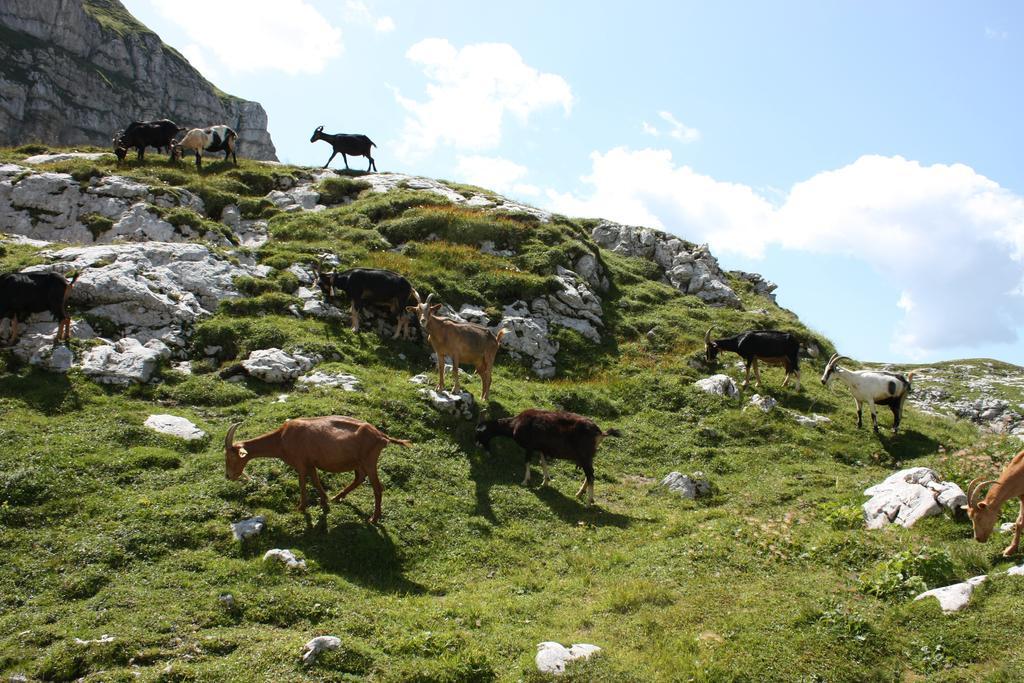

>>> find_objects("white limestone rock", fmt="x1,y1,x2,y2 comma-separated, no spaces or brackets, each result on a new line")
301,636,341,666
790,412,832,427
661,471,712,499
231,516,266,541
695,374,739,398
242,349,316,383
419,388,475,419
914,575,987,613
144,414,206,441
746,394,778,413
80,338,171,384
263,548,306,570
535,642,601,675
863,468,966,529
22,152,112,165
297,371,362,392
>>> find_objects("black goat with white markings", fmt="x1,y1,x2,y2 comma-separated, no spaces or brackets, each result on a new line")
0,270,80,345
476,409,622,505
704,327,802,390
310,126,377,171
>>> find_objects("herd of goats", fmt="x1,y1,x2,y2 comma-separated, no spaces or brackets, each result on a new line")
1,119,1022,555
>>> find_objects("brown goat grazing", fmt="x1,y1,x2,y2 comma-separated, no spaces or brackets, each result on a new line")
964,449,1024,557
224,416,411,523
475,409,622,505
408,294,505,400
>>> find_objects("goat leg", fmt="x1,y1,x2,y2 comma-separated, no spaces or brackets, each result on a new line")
436,353,446,392
855,401,863,429
324,150,337,169
366,469,383,524
332,471,365,501
742,361,751,388
342,153,350,170
350,302,360,332
753,359,763,388
1003,498,1024,557
540,455,550,486
451,357,461,394
521,457,531,486
296,471,309,512
309,469,331,513
575,476,588,499
7,315,18,346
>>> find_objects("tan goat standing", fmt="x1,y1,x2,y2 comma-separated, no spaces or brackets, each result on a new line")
224,416,411,523
408,294,505,400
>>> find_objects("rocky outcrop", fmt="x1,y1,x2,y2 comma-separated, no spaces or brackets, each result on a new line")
862,467,966,529
0,0,276,160
591,221,742,308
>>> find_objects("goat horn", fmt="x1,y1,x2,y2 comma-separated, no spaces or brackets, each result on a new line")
967,478,999,507
704,328,713,345
424,293,435,307
225,422,240,451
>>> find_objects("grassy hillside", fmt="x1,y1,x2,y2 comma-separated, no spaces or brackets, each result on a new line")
1,149,1023,682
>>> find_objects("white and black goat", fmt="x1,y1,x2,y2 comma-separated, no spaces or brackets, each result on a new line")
171,125,238,169
820,353,913,434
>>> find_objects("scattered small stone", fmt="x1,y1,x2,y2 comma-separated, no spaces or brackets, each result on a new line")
789,411,832,427
241,348,316,383
409,373,430,385
1001,522,1017,534
914,576,987,613
535,642,601,675
661,471,712,499
746,393,777,413
172,360,193,375
74,634,115,646
297,371,362,392
418,388,475,419
218,594,235,609
144,414,206,441
694,374,738,398
231,516,266,541
263,548,306,570
301,635,341,666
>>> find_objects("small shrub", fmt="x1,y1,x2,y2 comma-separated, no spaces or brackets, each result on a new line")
81,213,114,241
818,501,865,530
860,548,957,600
318,176,371,204
219,292,299,316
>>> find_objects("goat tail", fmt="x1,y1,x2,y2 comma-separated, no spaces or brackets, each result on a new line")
369,139,377,148
386,435,413,448
603,428,623,438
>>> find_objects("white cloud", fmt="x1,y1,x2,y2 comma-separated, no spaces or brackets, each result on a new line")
455,155,539,196
393,39,573,161
985,26,1009,40
546,149,1024,355
144,0,342,75
640,112,700,142
345,0,395,32
658,111,700,143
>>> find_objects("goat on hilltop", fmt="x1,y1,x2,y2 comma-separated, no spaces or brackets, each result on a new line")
704,327,802,390
310,126,377,172
820,353,913,434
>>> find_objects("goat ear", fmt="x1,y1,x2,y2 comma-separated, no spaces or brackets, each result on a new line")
238,447,249,459
977,501,988,510
406,306,418,313
430,304,442,312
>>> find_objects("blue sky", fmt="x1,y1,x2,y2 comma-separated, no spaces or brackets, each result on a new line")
122,0,1024,365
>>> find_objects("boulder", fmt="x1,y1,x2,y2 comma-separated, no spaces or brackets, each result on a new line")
661,471,712,499
301,636,341,666
695,374,738,398
80,338,170,384
144,414,206,441
241,349,315,383
535,642,601,675
862,468,967,529
263,548,306,570
231,516,266,541
914,576,987,614
419,388,475,420
746,394,777,413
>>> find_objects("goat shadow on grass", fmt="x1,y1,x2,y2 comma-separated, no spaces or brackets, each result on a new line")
267,512,430,596
533,486,635,529
0,367,80,415
876,428,940,465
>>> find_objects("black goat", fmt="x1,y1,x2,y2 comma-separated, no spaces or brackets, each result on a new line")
310,126,377,171
476,409,622,505
0,271,80,345
315,266,419,338
113,119,182,163
704,328,802,390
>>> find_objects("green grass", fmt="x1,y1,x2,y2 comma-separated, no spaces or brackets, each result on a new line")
1,151,1023,681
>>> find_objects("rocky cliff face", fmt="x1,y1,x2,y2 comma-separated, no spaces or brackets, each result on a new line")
0,0,277,160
